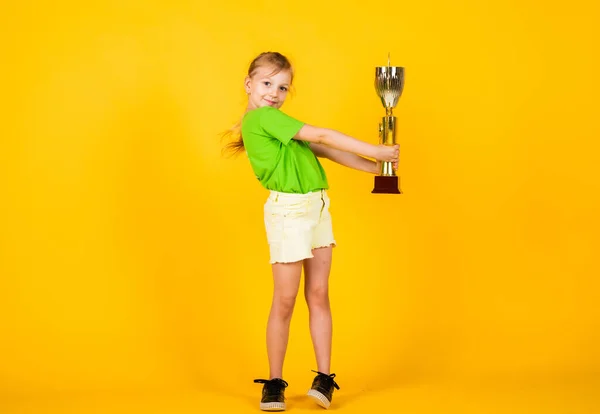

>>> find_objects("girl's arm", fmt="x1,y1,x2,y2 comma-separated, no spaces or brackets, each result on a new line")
294,124,398,162
309,143,379,174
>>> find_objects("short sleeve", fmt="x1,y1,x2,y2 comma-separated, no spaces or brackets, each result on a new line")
260,107,305,145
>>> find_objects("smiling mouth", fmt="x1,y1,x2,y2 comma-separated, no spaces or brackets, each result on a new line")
264,99,277,105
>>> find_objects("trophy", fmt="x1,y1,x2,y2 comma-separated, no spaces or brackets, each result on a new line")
372,54,405,194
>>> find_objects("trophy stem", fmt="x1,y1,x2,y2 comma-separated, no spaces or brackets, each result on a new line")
380,114,397,176
372,112,402,194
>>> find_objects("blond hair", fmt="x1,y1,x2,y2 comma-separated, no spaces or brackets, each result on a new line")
222,52,294,155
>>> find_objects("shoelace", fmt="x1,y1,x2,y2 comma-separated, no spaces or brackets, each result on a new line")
311,370,340,390
254,378,289,391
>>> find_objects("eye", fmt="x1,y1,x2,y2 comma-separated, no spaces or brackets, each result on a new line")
263,81,271,86
280,86,288,92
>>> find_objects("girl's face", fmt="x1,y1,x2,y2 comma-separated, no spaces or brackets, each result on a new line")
245,65,292,110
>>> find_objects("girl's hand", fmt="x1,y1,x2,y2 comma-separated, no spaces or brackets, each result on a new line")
375,144,399,162
374,144,399,173
375,144,400,174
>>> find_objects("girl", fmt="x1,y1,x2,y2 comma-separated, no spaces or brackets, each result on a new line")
223,52,398,411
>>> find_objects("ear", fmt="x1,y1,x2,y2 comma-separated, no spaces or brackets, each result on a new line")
244,76,251,94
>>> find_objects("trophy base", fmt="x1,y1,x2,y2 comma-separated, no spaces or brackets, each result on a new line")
372,175,402,194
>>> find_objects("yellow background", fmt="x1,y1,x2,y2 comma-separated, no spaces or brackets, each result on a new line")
1,0,599,412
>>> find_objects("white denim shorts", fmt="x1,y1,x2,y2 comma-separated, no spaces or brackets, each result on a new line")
263,189,336,264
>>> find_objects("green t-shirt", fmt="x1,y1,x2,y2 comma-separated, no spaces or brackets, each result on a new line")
241,106,329,194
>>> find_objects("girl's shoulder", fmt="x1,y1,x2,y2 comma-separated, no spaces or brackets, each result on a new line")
243,106,286,127
243,106,268,123
246,106,278,117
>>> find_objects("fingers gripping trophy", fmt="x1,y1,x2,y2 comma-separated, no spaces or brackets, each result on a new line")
372,54,405,194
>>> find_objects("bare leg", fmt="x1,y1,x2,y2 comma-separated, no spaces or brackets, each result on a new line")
267,261,303,379
303,246,333,374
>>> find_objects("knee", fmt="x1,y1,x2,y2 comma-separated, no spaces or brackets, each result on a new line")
274,294,297,318
305,286,330,310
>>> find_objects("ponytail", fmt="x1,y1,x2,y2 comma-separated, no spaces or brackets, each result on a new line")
221,116,245,156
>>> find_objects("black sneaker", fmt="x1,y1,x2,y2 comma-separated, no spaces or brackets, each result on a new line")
306,370,340,409
254,378,289,411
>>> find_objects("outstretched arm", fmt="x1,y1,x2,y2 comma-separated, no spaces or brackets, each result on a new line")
293,124,398,163
309,143,379,174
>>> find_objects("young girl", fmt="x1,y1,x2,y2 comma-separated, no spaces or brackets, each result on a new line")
223,52,398,411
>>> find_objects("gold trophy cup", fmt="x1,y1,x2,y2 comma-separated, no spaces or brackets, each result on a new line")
372,55,405,194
